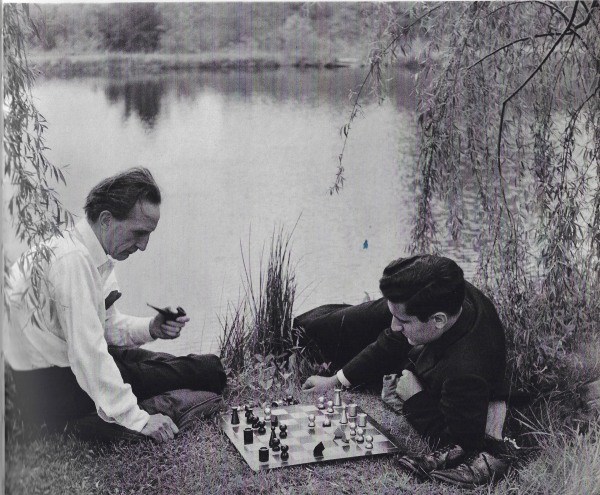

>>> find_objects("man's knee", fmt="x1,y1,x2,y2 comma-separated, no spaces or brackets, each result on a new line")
188,353,227,394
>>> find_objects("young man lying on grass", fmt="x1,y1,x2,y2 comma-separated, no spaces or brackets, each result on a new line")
299,254,518,488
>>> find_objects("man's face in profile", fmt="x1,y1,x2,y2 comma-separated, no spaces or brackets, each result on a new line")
387,300,446,345
103,200,160,261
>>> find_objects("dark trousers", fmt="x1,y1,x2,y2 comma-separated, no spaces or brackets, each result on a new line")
294,297,393,372
11,347,226,429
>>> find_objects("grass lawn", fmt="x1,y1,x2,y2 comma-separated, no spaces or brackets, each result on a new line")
6,382,600,495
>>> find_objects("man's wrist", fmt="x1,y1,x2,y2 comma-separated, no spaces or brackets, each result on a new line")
335,370,351,388
149,317,159,339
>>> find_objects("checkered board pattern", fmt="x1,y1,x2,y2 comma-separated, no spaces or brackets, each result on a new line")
220,403,400,472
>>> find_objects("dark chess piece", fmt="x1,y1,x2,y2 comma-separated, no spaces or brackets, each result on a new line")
313,441,325,457
269,426,277,447
258,421,267,435
231,407,240,425
252,416,260,429
259,446,269,462
286,395,294,405
243,427,254,445
271,438,281,452
279,424,288,439
271,415,279,426
280,444,289,461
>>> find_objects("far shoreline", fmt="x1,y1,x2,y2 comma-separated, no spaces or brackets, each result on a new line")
28,51,419,79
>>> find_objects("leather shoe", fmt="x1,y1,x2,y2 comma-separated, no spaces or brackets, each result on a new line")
397,444,466,479
430,450,510,487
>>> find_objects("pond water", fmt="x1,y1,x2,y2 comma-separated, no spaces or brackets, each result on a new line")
5,67,479,355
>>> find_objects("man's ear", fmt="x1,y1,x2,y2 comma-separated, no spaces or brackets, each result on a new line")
98,210,113,230
431,312,448,329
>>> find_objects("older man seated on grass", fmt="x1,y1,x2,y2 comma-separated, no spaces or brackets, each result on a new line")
5,167,226,443
299,255,519,488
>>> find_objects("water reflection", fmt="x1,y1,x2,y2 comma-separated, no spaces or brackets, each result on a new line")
105,79,166,129
101,68,417,129
29,68,418,354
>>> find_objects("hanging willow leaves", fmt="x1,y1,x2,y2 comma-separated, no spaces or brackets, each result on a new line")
3,4,73,314
338,1,600,389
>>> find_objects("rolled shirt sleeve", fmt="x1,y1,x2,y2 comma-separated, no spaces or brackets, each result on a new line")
50,252,150,432
105,307,154,346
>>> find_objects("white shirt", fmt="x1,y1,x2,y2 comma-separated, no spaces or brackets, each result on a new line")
4,219,154,432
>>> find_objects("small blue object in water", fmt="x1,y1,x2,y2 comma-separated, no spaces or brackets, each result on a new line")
363,240,368,249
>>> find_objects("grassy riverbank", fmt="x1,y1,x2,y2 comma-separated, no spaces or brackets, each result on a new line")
5,230,600,494
6,370,600,495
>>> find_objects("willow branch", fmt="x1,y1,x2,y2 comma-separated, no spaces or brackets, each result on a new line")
496,1,579,236
330,3,444,193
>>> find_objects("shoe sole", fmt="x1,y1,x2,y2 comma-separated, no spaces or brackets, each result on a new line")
429,472,477,488
397,457,433,481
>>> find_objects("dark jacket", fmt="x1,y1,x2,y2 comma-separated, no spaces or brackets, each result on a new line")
342,282,507,450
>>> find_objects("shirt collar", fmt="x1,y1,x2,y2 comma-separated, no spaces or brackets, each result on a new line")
74,218,113,271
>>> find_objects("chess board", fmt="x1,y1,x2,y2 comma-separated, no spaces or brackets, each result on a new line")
220,402,400,472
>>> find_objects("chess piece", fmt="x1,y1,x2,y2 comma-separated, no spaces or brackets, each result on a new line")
258,421,266,435
264,406,271,419
326,400,334,414
357,413,367,427
269,426,277,447
349,425,356,437
339,406,348,425
259,446,269,462
279,424,288,439
271,400,280,407
308,413,316,428
348,403,358,418
356,427,364,436
365,435,373,449
231,406,240,425
280,444,289,461
271,438,281,452
292,398,300,405
251,416,260,429
333,387,342,407
286,395,294,405
271,415,279,427
341,430,350,443
313,441,325,457
355,434,364,443
243,427,254,445
317,396,325,410
333,426,344,439
322,414,331,427
245,410,253,424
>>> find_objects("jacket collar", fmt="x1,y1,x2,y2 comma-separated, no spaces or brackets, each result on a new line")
410,298,475,374
428,297,475,352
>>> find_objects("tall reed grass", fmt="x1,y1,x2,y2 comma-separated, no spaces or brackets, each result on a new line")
218,224,318,404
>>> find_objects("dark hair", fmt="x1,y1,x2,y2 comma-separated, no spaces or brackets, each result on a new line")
84,167,161,222
379,255,465,321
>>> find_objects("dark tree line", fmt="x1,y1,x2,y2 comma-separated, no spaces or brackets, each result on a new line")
26,2,383,55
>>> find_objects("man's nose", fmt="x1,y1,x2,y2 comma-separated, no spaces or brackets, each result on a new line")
391,318,403,332
136,236,150,251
